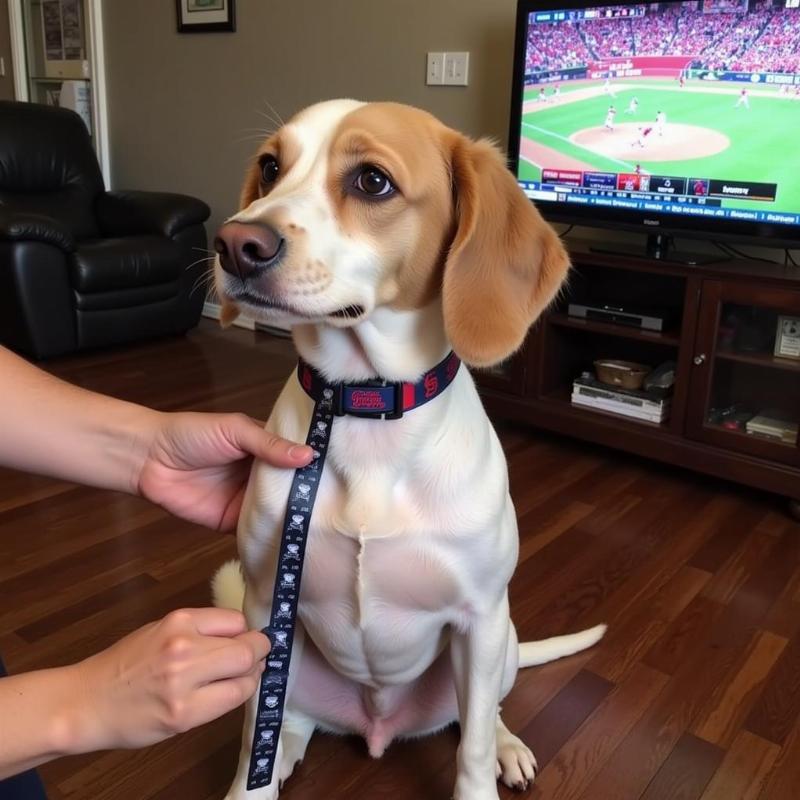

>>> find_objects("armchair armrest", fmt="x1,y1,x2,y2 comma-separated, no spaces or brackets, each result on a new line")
95,191,211,239
0,209,76,252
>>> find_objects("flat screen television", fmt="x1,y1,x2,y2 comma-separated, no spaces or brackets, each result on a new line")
508,0,800,259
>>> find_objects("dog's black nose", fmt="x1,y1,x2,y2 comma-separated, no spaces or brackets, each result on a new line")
215,222,284,280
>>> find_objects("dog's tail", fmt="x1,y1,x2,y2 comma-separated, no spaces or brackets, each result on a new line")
212,559,246,611
518,624,606,669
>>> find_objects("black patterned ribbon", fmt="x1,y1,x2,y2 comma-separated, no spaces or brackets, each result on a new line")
246,390,333,790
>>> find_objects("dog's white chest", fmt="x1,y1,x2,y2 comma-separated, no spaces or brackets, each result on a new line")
304,525,463,617
298,523,467,685
240,373,513,685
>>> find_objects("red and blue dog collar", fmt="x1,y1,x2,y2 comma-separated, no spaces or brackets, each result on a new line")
296,350,461,420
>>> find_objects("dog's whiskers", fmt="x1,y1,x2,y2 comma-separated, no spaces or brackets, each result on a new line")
259,99,285,129
184,254,217,272
189,267,217,298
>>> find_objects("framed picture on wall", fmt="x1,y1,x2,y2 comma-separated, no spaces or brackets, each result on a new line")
176,0,235,33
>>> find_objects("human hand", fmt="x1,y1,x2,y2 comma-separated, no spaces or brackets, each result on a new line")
137,411,312,530
67,608,269,752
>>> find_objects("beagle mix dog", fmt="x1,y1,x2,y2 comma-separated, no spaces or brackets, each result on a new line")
212,99,605,800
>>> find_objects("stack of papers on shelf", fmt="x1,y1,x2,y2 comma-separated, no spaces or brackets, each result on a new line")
571,375,670,424
746,409,799,445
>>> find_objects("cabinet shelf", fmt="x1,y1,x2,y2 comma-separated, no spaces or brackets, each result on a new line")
541,390,674,433
476,240,800,506
704,422,798,450
716,347,800,373
548,311,681,346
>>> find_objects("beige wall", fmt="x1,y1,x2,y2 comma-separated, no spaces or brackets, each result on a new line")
102,0,518,235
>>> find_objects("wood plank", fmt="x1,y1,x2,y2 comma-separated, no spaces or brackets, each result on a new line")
699,730,779,800
756,721,800,800
15,573,159,643
693,630,787,747
702,530,777,605
688,505,760,573
531,663,668,800
638,733,724,800
643,594,724,676
579,558,789,800
589,565,711,683
517,482,709,640
498,650,598,733
746,634,800,746
518,669,613,772
517,500,596,563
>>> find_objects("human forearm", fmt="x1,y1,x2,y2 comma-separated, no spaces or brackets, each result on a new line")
0,609,268,779
0,663,86,778
0,346,158,494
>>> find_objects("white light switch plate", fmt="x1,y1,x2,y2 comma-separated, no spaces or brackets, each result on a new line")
444,52,469,86
426,52,445,86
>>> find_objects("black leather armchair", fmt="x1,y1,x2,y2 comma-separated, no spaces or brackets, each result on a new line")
0,101,211,359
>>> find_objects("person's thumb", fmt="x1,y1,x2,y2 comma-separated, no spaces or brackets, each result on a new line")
225,415,312,468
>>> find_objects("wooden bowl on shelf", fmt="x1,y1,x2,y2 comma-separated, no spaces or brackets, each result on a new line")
593,359,651,390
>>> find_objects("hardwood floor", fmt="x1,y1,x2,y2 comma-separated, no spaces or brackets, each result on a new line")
2,319,799,800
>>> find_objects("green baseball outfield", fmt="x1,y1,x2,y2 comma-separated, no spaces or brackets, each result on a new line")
518,79,798,213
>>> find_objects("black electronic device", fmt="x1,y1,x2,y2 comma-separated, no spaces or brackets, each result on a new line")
567,301,672,331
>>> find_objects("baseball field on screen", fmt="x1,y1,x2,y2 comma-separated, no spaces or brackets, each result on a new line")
518,78,798,213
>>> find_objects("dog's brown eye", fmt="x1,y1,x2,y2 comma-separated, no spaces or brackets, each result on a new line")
355,166,395,198
260,155,279,185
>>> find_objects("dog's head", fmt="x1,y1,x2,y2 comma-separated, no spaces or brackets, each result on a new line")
215,100,569,367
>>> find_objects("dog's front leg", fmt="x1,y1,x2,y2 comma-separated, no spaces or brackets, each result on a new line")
224,583,279,800
224,585,306,800
450,594,511,800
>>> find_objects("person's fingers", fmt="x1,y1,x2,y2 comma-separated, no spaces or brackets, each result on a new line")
225,415,313,467
187,631,270,687
163,607,248,637
181,668,264,729
234,629,271,661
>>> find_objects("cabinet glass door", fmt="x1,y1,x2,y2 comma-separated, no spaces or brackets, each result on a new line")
689,281,800,466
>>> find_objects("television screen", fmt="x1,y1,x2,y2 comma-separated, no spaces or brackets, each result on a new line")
510,0,800,239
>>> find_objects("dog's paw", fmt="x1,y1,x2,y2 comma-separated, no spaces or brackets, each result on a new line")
496,737,537,792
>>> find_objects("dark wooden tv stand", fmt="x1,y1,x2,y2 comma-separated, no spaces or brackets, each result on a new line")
475,240,800,517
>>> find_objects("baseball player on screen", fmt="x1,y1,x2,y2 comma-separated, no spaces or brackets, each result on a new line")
735,87,750,109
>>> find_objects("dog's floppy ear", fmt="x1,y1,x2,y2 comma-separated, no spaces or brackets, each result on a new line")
442,136,570,367
239,160,261,209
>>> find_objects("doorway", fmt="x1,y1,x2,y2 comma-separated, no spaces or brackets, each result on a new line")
0,0,16,100
8,0,109,184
